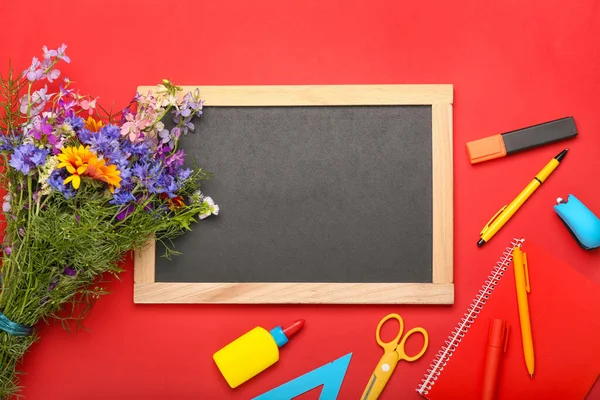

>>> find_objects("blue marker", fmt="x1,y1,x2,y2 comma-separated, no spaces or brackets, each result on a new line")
554,194,600,250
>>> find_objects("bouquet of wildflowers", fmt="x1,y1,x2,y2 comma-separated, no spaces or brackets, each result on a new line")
0,44,218,398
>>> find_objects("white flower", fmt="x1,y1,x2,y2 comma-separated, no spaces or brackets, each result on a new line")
39,156,59,195
199,196,219,220
191,190,205,203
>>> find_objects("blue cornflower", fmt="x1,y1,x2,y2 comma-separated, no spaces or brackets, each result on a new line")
92,134,120,161
110,189,136,205
100,124,120,141
118,164,132,182
0,135,17,151
78,128,92,144
132,161,161,185
47,170,76,199
151,172,179,198
121,140,152,161
65,116,84,132
9,144,49,174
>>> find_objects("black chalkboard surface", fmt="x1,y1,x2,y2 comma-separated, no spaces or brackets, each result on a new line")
134,85,454,304
156,105,432,283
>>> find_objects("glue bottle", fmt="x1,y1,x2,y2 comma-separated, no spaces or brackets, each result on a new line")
213,319,305,388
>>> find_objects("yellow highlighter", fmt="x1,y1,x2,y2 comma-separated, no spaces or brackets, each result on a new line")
478,149,568,247
512,244,535,377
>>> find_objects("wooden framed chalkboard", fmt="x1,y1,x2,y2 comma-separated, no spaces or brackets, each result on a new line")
133,85,453,304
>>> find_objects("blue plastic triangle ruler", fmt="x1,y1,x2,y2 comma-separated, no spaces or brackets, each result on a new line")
252,353,352,400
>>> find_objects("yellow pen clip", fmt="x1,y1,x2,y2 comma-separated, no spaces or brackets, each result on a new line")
523,252,530,293
480,205,507,235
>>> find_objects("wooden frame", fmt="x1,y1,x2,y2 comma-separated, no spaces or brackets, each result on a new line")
133,85,454,304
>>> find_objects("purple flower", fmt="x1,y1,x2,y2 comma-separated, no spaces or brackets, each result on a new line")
48,276,59,291
9,144,49,174
4,246,11,255
22,57,43,82
42,44,70,63
120,106,133,125
116,203,135,221
177,168,192,181
166,149,185,173
158,129,173,149
30,117,57,144
173,114,195,134
63,267,76,276
56,44,70,63
46,69,60,83
2,193,11,213
42,46,56,59
57,85,76,112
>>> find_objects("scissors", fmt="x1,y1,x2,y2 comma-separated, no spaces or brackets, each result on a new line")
361,313,429,400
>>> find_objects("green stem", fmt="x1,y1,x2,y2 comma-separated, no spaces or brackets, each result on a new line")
25,83,32,118
142,104,173,133
3,176,33,322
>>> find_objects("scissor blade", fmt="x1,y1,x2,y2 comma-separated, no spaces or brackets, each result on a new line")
360,352,399,400
361,374,378,400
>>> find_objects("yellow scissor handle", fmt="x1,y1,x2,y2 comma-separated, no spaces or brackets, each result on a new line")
397,326,429,362
375,313,405,352
364,314,429,400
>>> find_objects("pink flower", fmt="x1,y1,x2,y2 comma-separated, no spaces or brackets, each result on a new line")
79,98,97,115
120,113,152,143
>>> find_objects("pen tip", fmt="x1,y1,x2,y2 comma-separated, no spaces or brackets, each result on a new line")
477,239,486,247
555,149,568,162
530,374,534,379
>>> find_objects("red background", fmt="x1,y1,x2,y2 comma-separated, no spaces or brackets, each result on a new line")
1,0,599,399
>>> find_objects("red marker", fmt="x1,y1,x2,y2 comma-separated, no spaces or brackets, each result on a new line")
482,319,509,400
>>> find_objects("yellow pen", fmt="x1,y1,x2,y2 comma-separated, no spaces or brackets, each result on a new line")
512,245,534,378
477,149,568,247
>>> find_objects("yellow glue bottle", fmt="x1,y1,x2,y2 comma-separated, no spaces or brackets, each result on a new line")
213,319,305,388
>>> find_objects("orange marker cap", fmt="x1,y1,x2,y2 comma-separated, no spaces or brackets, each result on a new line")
466,135,507,164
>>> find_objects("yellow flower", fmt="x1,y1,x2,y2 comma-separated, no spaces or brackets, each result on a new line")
57,145,121,191
84,116,103,132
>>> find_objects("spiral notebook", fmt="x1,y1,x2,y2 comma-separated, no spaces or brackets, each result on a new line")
417,238,600,399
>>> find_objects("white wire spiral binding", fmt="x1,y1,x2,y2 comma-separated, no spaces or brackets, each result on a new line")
416,238,524,397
